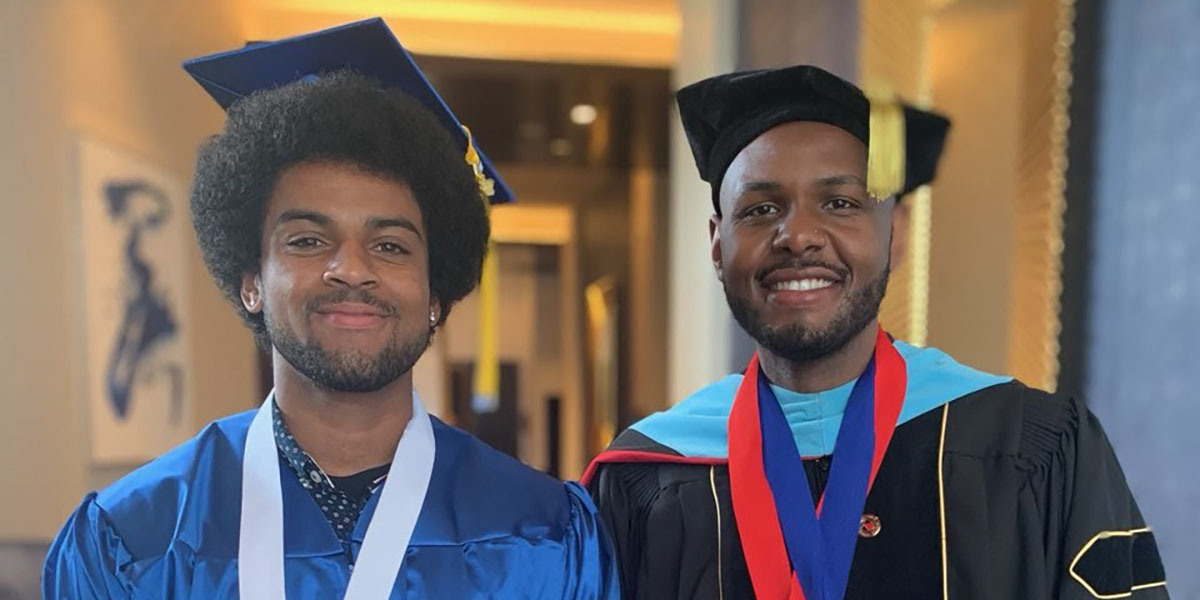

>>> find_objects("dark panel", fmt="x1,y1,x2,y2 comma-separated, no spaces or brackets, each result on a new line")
546,395,561,479
738,0,860,77
1057,0,1106,400
257,346,272,404
449,362,520,458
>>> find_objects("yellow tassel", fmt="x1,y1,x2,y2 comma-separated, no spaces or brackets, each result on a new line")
472,240,499,411
866,94,906,201
462,126,499,411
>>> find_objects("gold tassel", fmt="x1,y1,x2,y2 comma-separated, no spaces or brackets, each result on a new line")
473,241,499,412
463,126,496,200
462,126,499,412
866,93,906,201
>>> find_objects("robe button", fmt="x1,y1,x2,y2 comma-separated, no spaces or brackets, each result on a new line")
310,470,322,483
859,514,882,538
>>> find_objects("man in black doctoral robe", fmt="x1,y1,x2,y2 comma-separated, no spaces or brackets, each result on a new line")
585,65,1168,600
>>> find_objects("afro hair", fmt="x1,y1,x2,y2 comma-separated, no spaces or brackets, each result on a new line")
190,70,490,344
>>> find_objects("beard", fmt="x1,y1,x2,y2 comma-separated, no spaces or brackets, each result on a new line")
726,263,890,363
264,291,430,393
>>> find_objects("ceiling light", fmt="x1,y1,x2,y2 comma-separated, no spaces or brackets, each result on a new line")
570,104,598,125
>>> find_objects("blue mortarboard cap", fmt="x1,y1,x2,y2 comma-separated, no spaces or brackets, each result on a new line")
182,17,513,204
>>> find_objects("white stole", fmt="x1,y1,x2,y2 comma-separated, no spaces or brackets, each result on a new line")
238,393,435,599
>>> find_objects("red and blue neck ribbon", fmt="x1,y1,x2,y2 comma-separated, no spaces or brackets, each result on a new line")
729,327,907,600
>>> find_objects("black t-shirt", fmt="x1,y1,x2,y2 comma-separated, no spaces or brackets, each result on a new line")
329,463,391,504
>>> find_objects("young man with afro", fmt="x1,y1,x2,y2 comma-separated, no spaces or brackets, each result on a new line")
44,20,617,599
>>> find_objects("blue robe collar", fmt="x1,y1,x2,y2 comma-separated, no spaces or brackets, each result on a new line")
769,379,857,457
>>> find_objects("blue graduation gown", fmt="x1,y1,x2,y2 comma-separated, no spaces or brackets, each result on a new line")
44,410,618,598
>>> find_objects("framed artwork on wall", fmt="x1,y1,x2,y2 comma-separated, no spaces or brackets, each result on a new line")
76,136,192,464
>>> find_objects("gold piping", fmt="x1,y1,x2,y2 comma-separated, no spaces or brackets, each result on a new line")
709,465,725,600
1131,582,1169,593
937,403,950,600
1067,528,1167,599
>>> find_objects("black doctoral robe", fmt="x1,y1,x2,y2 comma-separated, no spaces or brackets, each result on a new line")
587,381,1168,599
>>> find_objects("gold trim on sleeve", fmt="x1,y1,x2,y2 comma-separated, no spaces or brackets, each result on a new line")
1067,527,1167,599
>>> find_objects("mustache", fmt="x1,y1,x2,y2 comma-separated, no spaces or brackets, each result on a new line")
755,258,850,283
304,289,396,317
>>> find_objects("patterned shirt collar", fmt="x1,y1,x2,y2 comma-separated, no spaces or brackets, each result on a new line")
272,399,330,487
271,398,383,546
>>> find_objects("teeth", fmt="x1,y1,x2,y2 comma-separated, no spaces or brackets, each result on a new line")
772,278,835,292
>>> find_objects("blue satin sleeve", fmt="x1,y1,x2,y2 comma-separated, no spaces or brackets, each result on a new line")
561,481,620,599
43,492,132,599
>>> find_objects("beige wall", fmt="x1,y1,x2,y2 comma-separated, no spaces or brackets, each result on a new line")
668,0,738,402
0,0,259,541
926,0,1021,374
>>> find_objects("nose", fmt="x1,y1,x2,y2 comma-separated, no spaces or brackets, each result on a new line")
771,207,829,256
322,242,379,289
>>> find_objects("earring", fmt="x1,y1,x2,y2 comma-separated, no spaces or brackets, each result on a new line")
429,311,437,325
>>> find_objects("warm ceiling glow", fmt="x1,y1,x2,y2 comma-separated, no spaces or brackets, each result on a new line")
569,104,597,125
254,0,679,35
245,0,679,66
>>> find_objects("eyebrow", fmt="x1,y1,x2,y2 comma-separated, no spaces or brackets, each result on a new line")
816,174,867,188
737,173,867,195
365,216,423,240
737,180,786,195
274,210,424,240
275,209,332,228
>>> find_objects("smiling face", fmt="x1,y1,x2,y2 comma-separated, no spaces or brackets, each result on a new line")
240,161,439,392
711,121,905,362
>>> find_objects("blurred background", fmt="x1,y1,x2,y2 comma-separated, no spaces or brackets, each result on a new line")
2,0,1198,597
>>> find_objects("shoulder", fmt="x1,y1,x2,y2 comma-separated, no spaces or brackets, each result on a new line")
90,410,254,557
941,380,1087,467
630,375,742,424
606,375,742,460
590,459,719,512
895,342,1013,424
96,410,253,512
428,418,574,527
